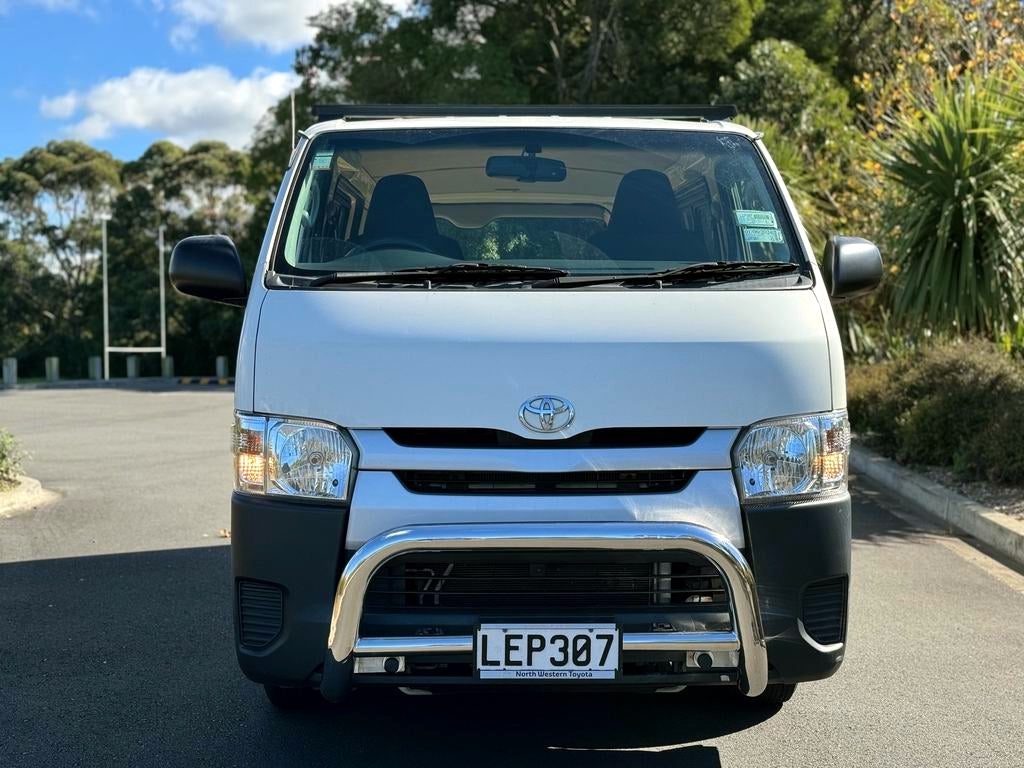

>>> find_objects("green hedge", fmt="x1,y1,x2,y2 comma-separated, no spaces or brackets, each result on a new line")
847,340,1024,484
0,429,24,489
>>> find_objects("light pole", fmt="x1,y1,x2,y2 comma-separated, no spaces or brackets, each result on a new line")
99,211,111,380
157,224,167,369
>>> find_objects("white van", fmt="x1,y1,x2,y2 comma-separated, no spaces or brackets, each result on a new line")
170,105,882,708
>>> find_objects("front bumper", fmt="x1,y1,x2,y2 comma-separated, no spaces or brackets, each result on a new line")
320,521,768,700
231,492,850,694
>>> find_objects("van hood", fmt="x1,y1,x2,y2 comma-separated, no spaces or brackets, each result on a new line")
252,288,833,432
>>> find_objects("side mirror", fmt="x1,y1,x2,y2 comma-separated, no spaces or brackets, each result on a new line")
169,235,247,306
821,236,882,300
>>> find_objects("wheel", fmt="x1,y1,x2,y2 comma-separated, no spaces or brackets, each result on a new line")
750,682,797,705
263,684,324,709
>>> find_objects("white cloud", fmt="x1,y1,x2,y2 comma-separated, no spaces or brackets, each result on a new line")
164,0,412,53
40,66,300,148
168,0,342,53
40,91,79,118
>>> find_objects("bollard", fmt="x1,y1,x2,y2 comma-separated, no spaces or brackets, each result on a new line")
215,356,229,378
45,356,60,382
161,356,175,378
2,358,16,387
88,356,102,381
125,356,140,379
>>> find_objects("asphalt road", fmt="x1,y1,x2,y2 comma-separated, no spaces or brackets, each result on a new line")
1,386,1023,768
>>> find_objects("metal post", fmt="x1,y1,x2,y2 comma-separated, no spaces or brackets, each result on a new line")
291,90,297,150
101,214,110,381
158,225,167,362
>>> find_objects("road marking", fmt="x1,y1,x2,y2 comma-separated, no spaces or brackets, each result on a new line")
855,486,1024,597
934,536,1024,596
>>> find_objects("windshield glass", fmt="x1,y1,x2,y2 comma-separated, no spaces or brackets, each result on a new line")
276,127,802,279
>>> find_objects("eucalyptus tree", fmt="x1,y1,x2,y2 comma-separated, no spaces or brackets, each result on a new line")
0,141,121,374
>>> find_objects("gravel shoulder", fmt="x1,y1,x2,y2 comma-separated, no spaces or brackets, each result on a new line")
920,467,1024,520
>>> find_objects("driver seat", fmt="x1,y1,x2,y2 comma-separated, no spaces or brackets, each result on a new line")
360,174,462,260
589,169,706,261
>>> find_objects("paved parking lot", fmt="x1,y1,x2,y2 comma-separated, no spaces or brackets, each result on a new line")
1,387,1023,767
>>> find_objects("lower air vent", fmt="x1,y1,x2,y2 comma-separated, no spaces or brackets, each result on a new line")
802,577,847,645
394,469,692,495
238,581,283,648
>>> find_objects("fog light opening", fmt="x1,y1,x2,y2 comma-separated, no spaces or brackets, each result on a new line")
354,656,406,674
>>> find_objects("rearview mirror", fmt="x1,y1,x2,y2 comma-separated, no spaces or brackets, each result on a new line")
486,155,566,183
821,236,882,300
169,234,247,306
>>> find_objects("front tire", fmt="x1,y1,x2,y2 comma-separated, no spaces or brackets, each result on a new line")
751,682,797,705
263,684,324,709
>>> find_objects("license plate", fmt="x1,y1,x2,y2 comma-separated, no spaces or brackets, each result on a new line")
475,623,620,680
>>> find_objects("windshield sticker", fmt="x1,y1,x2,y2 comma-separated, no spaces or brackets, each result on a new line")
735,210,777,228
311,152,333,171
743,226,785,243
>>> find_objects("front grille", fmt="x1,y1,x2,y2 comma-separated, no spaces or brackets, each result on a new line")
395,469,692,496
384,427,705,449
365,553,728,611
237,580,283,648
802,577,847,645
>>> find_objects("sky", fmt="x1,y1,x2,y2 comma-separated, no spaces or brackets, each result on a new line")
0,0,377,161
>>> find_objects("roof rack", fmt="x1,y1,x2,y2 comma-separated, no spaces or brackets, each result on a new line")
311,104,739,123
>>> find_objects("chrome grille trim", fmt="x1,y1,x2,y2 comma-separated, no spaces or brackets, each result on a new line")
349,428,740,472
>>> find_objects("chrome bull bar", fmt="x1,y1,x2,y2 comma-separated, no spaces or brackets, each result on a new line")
321,522,768,699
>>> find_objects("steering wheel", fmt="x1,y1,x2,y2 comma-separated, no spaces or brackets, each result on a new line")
356,236,435,254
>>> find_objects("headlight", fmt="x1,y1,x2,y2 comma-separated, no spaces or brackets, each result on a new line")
233,412,356,501
733,410,849,503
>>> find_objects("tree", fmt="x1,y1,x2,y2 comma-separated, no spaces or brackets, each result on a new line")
719,39,851,154
108,140,253,375
752,0,843,66
0,141,121,376
293,0,764,107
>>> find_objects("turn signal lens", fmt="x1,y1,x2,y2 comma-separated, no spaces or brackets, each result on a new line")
733,410,849,503
234,414,267,493
233,412,357,501
236,453,265,487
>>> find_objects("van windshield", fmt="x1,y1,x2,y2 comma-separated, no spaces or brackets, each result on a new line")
276,127,803,282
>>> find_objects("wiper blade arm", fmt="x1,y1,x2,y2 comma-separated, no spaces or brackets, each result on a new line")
309,262,568,287
537,261,799,288
625,261,800,284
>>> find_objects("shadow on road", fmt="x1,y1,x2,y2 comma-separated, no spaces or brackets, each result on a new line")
850,478,925,545
0,545,780,766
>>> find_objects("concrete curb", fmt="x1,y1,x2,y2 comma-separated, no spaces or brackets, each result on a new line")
851,444,1024,567
2,377,180,390
0,476,60,518
177,377,234,387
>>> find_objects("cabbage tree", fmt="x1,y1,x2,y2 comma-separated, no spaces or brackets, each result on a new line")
880,74,1024,336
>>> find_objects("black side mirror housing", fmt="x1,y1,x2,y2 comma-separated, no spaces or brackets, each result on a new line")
821,236,883,300
169,235,247,306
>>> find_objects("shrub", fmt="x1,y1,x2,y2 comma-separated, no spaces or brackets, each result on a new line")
847,340,1024,484
880,73,1024,337
0,429,25,489
847,360,905,454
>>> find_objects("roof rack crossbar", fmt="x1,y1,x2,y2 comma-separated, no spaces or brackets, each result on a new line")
311,104,739,122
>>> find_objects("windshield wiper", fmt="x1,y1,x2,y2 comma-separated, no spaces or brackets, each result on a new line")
308,262,569,287
537,261,800,289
